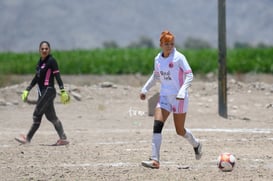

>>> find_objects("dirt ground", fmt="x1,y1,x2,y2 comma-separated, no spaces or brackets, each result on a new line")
0,74,272,181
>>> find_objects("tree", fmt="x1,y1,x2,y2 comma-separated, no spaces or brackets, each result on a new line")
234,41,252,49
127,36,155,48
184,37,212,49
103,41,119,48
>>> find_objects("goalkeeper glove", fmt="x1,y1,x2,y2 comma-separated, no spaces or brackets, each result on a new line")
60,89,70,104
21,90,29,102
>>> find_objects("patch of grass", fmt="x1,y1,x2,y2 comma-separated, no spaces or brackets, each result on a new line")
0,48,272,75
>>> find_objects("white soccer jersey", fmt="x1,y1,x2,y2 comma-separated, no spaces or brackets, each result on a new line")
154,48,192,96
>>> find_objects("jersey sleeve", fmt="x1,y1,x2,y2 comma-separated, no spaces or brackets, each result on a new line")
176,54,193,99
179,54,192,74
51,57,64,90
26,74,38,91
140,58,160,94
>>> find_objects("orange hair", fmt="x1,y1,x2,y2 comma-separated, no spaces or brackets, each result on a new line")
160,30,175,44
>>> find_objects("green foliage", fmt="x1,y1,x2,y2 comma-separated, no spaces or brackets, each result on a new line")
0,52,37,74
182,49,218,74
0,48,272,75
227,48,273,73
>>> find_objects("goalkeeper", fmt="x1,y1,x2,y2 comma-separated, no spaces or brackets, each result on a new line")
15,41,70,146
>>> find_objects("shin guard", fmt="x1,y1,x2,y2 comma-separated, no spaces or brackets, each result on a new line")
151,120,164,162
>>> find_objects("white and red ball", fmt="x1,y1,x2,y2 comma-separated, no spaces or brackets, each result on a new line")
217,153,236,172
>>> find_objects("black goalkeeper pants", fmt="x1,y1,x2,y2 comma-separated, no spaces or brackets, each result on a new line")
26,87,67,142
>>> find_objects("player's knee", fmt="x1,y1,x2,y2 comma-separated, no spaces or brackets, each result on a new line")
45,113,58,124
153,120,164,133
48,117,59,124
32,115,41,125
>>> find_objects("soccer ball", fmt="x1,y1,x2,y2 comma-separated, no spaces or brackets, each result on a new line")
217,153,236,172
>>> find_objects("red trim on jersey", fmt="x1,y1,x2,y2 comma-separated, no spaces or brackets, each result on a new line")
185,70,192,74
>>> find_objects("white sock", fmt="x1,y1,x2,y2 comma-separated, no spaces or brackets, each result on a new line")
183,128,199,148
151,133,162,162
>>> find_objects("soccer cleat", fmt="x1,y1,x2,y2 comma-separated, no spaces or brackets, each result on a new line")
141,160,160,169
15,134,29,144
194,142,202,160
52,139,69,146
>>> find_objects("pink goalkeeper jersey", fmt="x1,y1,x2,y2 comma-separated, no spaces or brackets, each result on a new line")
154,48,192,96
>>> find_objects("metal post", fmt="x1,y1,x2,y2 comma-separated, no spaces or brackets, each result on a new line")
218,0,227,118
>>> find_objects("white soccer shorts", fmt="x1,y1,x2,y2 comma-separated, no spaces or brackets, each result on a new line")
156,95,189,114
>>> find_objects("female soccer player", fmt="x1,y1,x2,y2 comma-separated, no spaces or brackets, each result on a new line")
140,31,202,169
15,41,70,146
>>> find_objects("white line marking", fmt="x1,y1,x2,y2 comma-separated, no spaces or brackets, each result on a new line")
192,128,272,134
0,145,10,148
97,140,147,145
1,128,272,136
91,128,272,134
61,162,182,168
60,160,273,169
61,162,138,167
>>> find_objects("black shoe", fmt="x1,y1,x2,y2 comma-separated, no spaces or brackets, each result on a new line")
194,143,202,160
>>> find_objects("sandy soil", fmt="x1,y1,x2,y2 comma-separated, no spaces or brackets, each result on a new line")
0,74,272,181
